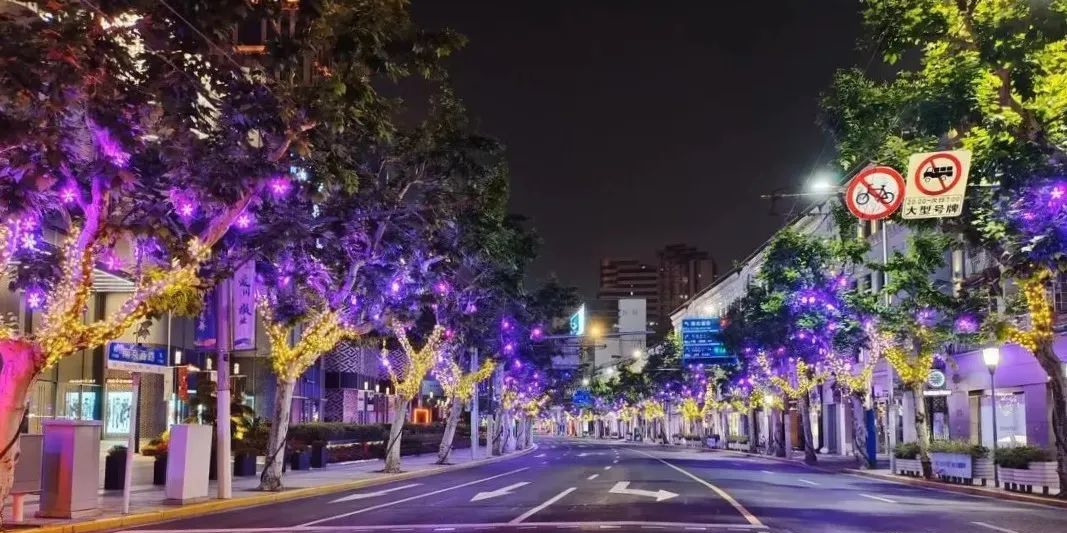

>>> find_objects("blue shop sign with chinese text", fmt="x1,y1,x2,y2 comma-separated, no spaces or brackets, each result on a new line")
107,342,170,374
681,318,732,363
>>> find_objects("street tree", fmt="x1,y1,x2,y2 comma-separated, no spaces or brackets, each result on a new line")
878,232,987,478
820,0,1067,491
0,0,313,506
382,324,446,473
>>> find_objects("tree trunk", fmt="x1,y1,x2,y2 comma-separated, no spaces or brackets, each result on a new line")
1034,341,1067,496
775,408,787,457
799,393,818,464
525,415,534,449
383,398,410,473
258,377,295,491
850,393,872,469
0,340,41,515
515,414,527,450
911,382,932,478
436,398,464,465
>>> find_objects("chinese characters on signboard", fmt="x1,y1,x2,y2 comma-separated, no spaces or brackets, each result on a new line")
681,318,732,363
232,261,256,350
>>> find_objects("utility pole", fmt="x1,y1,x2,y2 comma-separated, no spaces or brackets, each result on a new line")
215,279,233,499
470,347,479,460
883,223,897,474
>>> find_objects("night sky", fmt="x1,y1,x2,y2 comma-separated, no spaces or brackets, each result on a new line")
414,1,864,299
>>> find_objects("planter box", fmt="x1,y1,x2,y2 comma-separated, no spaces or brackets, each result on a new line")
999,462,1061,496
233,453,257,477
103,451,127,491
289,451,311,471
931,452,977,484
311,444,328,468
973,458,994,485
152,456,167,485
895,458,923,477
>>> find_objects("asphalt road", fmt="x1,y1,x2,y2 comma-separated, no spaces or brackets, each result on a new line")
115,437,1067,533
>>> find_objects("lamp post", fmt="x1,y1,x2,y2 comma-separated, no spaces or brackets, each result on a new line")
982,346,1001,487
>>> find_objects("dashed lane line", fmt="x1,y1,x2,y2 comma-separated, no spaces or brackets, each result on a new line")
798,479,818,486
859,493,897,504
972,522,1021,533
588,474,599,480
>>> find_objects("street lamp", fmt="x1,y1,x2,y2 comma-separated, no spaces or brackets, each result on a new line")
582,378,590,387
983,346,1001,487
632,349,642,359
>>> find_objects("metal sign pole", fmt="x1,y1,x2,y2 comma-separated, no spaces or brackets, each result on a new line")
470,347,479,461
122,372,140,514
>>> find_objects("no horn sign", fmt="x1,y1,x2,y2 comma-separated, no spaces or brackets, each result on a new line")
845,166,905,220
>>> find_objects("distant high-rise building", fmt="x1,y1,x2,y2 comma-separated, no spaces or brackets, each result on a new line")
598,259,659,329
657,244,716,331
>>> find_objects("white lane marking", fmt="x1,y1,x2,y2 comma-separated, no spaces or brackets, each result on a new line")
613,460,619,464
609,481,678,502
604,465,612,470
760,470,773,474
588,474,600,480
536,453,546,458
471,481,532,502
685,528,707,531
859,493,897,503
125,524,767,533
509,487,577,524
798,479,818,486
972,522,1021,533
330,483,421,503
299,467,530,526
599,526,620,530
632,448,763,527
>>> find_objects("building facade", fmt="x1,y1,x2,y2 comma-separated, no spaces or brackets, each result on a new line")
657,244,716,332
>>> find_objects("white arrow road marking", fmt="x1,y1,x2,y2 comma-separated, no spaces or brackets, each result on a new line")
798,479,818,486
608,481,678,502
470,481,531,502
300,467,529,526
509,487,576,524
859,493,896,503
972,522,1021,533
329,483,421,503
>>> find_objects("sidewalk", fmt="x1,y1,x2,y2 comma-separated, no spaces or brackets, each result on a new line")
845,466,1067,508
2,444,534,533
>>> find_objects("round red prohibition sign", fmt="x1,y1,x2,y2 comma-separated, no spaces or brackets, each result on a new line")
914,152,962,196
845,166,905,220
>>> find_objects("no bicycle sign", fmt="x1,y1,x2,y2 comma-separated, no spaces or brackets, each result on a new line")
845,166,905,220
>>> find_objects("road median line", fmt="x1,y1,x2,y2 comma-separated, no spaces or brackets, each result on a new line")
631,448,763,527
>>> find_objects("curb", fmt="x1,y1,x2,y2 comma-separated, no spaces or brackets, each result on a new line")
843,468,1067,509
23,444,538,533
709,448,844,475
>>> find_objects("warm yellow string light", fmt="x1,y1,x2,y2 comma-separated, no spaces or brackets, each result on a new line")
883,327,937,386
1002,269,1053,353
680,397,701,422
387,325,446,400
436,356,495,402
259,300,358,382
